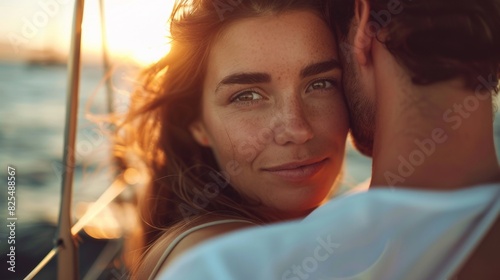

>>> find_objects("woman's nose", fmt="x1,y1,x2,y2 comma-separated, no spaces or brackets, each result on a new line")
272,99,314,145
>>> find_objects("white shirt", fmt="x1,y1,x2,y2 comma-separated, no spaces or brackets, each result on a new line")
158,184,500,280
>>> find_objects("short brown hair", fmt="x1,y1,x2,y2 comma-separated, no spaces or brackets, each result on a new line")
332,0,500,88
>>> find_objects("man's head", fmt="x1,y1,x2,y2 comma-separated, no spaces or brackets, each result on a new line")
331,0,500,156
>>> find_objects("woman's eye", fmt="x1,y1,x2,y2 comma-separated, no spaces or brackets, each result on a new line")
231,91,263,103
306,79,337,93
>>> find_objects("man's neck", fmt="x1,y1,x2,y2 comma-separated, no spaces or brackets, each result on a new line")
369,42,500,190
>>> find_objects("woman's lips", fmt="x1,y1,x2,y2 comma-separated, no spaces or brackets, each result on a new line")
262,158,328,182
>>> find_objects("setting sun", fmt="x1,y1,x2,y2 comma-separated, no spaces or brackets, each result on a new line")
82,0,176,65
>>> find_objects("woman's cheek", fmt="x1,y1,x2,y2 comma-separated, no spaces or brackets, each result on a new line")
237,142,258,163
212,116,263,164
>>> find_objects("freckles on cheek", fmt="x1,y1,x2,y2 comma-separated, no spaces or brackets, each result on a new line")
312,101,349,134
206,117,254,161
230,119,268,163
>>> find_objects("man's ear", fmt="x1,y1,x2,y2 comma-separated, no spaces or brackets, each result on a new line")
189,121,211,147
352,0,374,66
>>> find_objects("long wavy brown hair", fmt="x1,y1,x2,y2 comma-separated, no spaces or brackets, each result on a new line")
115,0,335,276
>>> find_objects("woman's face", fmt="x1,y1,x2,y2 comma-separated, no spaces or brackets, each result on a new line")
190,10,349,218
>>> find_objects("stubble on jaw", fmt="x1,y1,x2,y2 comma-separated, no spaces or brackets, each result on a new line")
341,49,375,157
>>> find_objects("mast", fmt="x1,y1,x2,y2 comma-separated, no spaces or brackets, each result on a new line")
56,0,85,278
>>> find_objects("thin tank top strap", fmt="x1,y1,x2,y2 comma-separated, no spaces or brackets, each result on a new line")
149,219,256,279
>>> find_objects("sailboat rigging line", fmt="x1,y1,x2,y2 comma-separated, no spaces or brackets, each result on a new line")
99,0,114,115
71,178,127,235
98,0,121,179
83,238,124,280
57,0,85,278
23,178,129,279
24,248,58,280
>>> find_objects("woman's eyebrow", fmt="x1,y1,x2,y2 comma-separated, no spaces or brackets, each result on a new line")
300,59,341,78
216,73,271,92
214,59,340,93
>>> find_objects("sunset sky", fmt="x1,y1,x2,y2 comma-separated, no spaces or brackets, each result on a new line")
0,0,175,65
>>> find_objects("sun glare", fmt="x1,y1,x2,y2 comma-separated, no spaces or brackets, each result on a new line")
82,0,176,65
